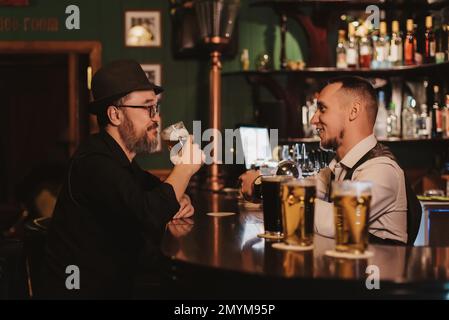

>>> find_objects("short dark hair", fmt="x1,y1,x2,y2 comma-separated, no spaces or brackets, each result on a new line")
96,95,129,129
327,76,378,124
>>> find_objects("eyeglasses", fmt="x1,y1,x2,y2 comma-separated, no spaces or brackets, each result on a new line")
116,102,160,118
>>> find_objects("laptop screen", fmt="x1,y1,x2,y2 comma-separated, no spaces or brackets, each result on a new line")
238,127,273,169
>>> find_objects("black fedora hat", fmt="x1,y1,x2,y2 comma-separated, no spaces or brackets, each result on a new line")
89,59,163,115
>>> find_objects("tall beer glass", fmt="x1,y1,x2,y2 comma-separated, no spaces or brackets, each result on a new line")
332,181,372,254
259,175,293,239
281,179,316,247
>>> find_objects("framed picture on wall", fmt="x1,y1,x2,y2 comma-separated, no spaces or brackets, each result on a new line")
140,64,162,87
141,64,162,153
124,10,161,47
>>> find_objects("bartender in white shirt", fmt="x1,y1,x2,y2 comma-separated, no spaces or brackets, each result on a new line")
240,76,420,245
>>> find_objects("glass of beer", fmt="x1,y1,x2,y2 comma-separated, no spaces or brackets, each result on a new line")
160,121,189,151
259,175,294,239
280,178,316,247
331,181,372,254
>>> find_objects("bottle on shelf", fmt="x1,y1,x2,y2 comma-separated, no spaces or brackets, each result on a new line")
375,91,388,139
431,85,443,138
444,95,449,138
359,35,373,68
402,96,418,139
445,24,449,61
346,22,359,68
417,103,431,138
387,101,400,137
240,49,250,71
435,22,446,63
405,19,416,65
373,21,390,69
424,16,436,64
336,29,348,68
389,20,403,66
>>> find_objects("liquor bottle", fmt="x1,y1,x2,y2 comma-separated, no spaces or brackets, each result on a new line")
417,104,431,138
373,21,390,68
405,19,416,65
346,23,359,68
445,24,449,61
424,16,436,64
359,36,372,68
402,96,418,138
389,20,403,66
444,95,449,137
387,102,400,137
240,49,250,71
336,30,348,68
375,91,388,138
431,85,443,138
435,23,446,63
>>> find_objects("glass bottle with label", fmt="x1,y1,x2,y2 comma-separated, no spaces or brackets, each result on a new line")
402,96,418,139
387,102,400,137
424,16,436,64
444,95,449,138
389,20,403,66
431,85,443,138
359,36,372,68
336,30,348,68
375,91,388,139
346,23,359,68
373,21,390,68
417,104,431,138
405,19,416,65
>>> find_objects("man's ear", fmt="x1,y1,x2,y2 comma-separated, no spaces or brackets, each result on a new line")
106,105,122,126
349,100,361,121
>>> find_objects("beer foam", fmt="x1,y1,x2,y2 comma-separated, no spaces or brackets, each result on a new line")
206,212,236,217
324,249,374,259
272,242,314,251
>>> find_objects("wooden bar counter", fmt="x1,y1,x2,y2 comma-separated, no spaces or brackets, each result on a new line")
161,190,449,299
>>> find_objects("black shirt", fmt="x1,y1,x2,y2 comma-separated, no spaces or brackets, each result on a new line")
43,130,180,299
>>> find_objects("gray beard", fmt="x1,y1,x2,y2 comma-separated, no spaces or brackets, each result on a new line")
118,115,159,155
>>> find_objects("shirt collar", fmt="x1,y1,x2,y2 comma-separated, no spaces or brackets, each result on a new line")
99,130,132,168
328,134,377,173
340,134,377,169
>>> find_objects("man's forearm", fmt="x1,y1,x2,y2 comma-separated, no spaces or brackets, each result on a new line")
164,166,192,201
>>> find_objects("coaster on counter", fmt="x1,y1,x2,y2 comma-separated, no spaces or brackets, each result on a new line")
324,250,374,259
257,233,283,240
206,212,236,217
272,242,314,251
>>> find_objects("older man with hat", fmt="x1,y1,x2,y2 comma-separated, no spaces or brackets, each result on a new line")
43,59,203,299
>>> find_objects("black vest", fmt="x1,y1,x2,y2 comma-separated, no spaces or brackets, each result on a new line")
340,143,422,245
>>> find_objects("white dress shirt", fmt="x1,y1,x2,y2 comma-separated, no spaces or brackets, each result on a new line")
315,134,407,243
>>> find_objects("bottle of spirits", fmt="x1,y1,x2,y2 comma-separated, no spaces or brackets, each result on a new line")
359,36,372,68
402,96,418,138
336,30,348,68
405,19,416,65
444,95,449,138
389,20,403,66
375,91,388,138
240,49,250,71
435,23,446,63
431,85,443,138
373,21,390,68
346,23,359,68
387,102,400,137
417,104,431,138
424,16,436,64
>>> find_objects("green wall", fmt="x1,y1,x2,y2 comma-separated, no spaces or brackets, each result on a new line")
0,0,305,169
